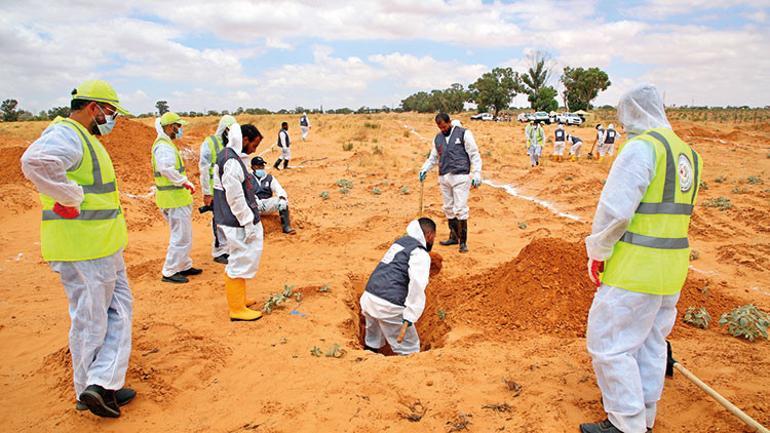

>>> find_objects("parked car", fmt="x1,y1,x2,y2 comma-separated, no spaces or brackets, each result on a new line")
555,112,584,125
516,113,532,123
531,111,552,124
470,112,495,121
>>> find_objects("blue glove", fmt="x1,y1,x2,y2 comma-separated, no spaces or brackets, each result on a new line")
419,171,427,182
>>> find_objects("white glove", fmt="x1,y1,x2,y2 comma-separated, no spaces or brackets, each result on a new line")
278,198,288,211
471,175,482,188
243,222,258,243
256,199,268,213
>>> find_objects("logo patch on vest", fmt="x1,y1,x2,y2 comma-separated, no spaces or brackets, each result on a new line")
678,153,693,192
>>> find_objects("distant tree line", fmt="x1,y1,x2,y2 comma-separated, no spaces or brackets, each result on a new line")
400,51,612,115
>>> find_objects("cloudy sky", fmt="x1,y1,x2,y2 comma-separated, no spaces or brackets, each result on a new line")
1,0,768,114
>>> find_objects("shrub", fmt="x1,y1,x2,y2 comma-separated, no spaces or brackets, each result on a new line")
719,304,769,341
343,142,354,151
703,196,732,210
731,186,747,194
400,185,410,195
683,306,711,329
363,121,380,129
373,145,383,155
714,176,727,183
690,249,700,260
518,222,528,230
371,187,382,195
336,179,353,189
747,176,763,185
699,180,708,190
320,191,329,200
263,284,296,313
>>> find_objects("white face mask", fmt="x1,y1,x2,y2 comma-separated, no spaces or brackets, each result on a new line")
94,104,117,136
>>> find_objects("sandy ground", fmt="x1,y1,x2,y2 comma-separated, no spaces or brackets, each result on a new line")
0,113,768,432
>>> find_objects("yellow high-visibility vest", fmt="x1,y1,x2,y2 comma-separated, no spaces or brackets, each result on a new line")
39,117,127,261
151,137,192,209
602,127,703,295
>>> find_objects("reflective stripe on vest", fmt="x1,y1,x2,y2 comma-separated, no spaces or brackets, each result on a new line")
206,135,224,184
151,137,192,209
602,127,702,295
39,118,127,261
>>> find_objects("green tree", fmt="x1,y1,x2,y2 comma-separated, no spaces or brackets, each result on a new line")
560,66,611,111
47,106,71,119
1,99,19,121
468,67,522,116
155,100,169,115
521,51,559,112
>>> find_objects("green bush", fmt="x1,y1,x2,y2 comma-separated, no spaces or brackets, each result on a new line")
714,176,727,183
747,176,763,185
683,306,711,329
320,191,329,200
372,187,382,195
703,196,732,210
719,305,769,341
342,142,354,151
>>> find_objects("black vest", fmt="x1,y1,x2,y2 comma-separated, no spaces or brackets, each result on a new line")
213,148,260,227
300,116,308,126
277,130,290,147
434,126,471,176
604,128,616,144
255,174,274,200
570,135,582,144
555,128,565,142
364,236,426,306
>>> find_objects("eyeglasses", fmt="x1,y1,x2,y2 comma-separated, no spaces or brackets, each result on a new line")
96,104,119,118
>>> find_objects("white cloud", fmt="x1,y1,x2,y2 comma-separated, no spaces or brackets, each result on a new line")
369,53,487,89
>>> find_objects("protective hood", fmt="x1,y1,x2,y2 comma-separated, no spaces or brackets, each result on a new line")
451,119,462,127
216,115,237,138
617,84,670,137
226,121,243,151
406,219,427,248
154,117,172,140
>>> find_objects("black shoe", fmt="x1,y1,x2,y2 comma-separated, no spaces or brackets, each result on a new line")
213,254,229,264
179,267,203,276
363,344,380,354
273,158,282,170
78,385,120,418
162,273,189,284
440,218,459,246
579,419,623,433
458,219,468,253
279,208,296,234
77,388,135,411
283,159,289,169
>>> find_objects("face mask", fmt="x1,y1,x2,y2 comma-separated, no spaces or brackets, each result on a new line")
93,105,116,136
254,169,266,178
175,127,183,139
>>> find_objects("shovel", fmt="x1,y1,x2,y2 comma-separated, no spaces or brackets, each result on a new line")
666,341,769,433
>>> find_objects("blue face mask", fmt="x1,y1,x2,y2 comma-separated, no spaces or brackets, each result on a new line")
254,169,266,178
94,105,117,136
175,126,184,139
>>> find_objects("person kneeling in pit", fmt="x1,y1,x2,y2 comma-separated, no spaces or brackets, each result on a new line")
359,218,436,355
250,156,295,234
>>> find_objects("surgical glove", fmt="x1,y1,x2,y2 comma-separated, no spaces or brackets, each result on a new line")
183,181,196,195
278,198,288,211
53,202,80,219
587,258,605,288
257,199,268,213
419,171,427,182
471,176,482,188
243,222,258,243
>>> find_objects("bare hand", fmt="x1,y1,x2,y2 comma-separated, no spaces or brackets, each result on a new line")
396,322,409,343
203,195,213,206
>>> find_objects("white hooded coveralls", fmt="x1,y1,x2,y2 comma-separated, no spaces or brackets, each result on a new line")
199,116,235,258
585,84,681,433
360,220,431,355
153,119,194,277
420,126,482,221
21,121,133,399
299,114,310,140
213,123,264,279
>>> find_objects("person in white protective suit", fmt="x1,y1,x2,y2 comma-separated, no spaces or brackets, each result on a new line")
151,112,201,283
273,121,291,170
525,120,545,167
212,122,265,321
359,218,436,355
593,123,606,160
199,115,237,264
602,123,622,157
580,84,703,433
553,121,567,161
299,112,311,141
250,156,296,234
419,113,483,254
21,80,135,418
568,133,584,161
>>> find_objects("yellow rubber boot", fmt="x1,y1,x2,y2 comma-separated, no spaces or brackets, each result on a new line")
225,275,262,321
571,155,577,162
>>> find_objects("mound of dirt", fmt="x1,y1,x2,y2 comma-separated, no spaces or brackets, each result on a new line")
102,118,163,192
0,146,28,185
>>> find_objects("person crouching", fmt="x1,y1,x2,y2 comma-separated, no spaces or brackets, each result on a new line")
250,156,296,234
359,218,436,355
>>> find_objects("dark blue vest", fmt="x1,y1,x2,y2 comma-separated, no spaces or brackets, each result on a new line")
604,129,616,144
213,148,260,227
570,135,582,144
555,128,565,142
364,236,426,306
300,116,308,126
434,126,471,176
277,130,290,147
255,174,274,200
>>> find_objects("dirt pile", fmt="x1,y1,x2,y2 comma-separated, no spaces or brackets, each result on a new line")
0,146,27,186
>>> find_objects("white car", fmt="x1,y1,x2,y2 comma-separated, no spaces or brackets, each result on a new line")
531,111,552,124
470,112,495,121
555,112,584,125
516,113,532,123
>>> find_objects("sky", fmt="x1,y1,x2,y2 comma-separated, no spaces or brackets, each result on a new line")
1,0,769,114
